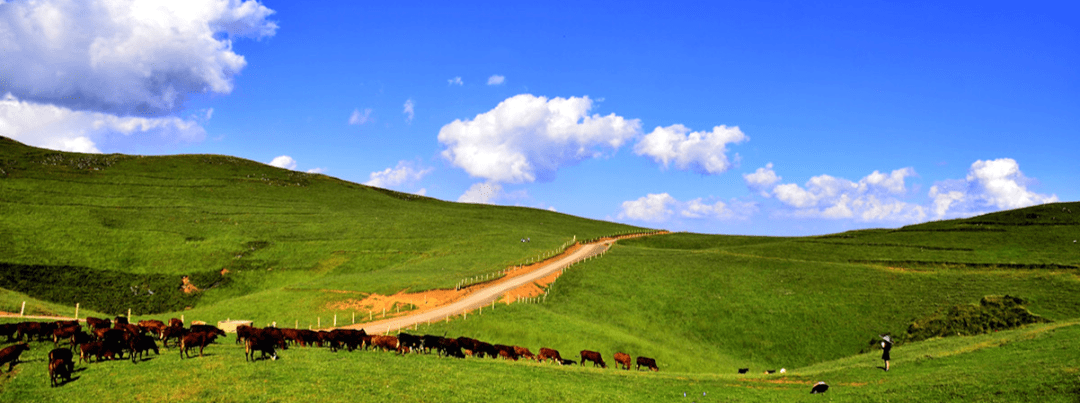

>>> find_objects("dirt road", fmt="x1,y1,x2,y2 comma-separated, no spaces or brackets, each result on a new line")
347,239,618,334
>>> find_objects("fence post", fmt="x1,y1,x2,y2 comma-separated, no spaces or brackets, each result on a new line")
74,303,79,320
20,301,25,317
128,308,132,321
334,314,337,327
352,312,355,324
318,317,321,328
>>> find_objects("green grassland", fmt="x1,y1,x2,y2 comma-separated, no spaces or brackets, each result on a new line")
1,136,1079,401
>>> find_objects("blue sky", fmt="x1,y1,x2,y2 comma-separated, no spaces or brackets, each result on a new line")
1,0,1076,236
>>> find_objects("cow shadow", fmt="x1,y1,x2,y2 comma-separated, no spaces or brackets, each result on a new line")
52,375,80,387
876,366,887,371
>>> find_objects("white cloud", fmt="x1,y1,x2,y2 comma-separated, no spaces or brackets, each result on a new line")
634,124,747,174
618,193,752,223
438,94,641,184
0,0,277,116
929,158,1057,219
0,93,206,153
364,160,433,190
269,155,297,170
771,167,925,222
306,167,326,174
458,181,502,204
448,77,464,86
487,75,505,85
403,99,414,123
744,163,781,197
414,188,427,196
348,108,372,125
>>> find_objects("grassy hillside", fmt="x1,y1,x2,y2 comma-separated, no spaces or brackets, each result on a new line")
0,136,646,322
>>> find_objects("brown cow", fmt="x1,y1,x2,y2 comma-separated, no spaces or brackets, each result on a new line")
160,325,187,348
580,350,606,368
494,344,518,361
370,335,400,352
131,335,159,363
0,343,30,372
513,346,536,361
180,332,219,358
245,333,279,362
49,359,71,387
0,323,17,343
16,321,51,342
636,356,659,371
85,317,111,331
52,324,82,347
79,342,106,363
168,318,183,328
137,320,167,336
613,352,631,370
537,347,563,363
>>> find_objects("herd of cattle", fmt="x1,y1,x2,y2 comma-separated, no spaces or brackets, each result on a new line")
0,316,658,387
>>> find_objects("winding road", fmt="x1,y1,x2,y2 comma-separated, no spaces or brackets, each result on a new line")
346,237,631,335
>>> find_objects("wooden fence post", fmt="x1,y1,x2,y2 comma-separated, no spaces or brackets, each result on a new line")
74,303,79,320
333,314,337,327
20,301,25,317
352,312,355,324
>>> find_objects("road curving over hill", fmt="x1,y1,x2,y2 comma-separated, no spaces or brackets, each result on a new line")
346,233,661,335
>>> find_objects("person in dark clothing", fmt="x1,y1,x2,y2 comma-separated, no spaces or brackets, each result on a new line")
880,334,893,371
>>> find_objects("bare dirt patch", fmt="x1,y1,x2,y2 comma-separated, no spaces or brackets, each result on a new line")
326,288,465,313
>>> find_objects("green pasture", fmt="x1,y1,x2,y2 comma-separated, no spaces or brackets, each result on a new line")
1,137,1079,401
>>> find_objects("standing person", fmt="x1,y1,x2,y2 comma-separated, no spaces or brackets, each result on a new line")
880,334,893,371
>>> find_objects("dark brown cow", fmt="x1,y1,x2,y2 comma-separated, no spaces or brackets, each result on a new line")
48,348,75,374
0,323,17,342
16,321,52,342
114,316,129,325
613,352,631,370
397,333,422,353
636,356,659,371
85,317,111,331
49,359,71,387
160,325,187,348
189,324,226,338
131,335,159,363
52,324,82,347
494,344,519,361
168,318,184,328
0,343,30,372
79,342,106,363
580,350,606,368
245,333,280,362
455,337,480,356
436,338,465,358
235,325,257,345
180,332,219,358
537,347,563,363
559,358,577,366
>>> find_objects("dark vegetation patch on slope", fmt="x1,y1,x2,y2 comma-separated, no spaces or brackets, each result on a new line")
0,263,224,315
903,295,1050,343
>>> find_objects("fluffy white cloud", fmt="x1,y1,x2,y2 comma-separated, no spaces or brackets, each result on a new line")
487,75,505,85
929,158,1057,219
618,193,752,222
438,94,641,183
268,155,296,170
0,0,277,116
772,167,925,222
403,99,414,123
634,124,747,174
364,160,433,190
744,162,781,197
458,182,502,204
348,108,372,125
448,77,463,86
0,93,206,153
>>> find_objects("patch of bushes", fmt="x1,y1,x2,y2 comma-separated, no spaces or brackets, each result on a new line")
0,263,227,315
904,295,1049,342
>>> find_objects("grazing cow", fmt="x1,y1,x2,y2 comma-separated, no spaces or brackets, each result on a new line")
114,323,144,337
131,335,160,363
636,356,659,372
494,344,519,361
810,382,829,394
189,324,226,338
613,352,631,370
236,325,257,345
79,342,107,364
580,350,606,368
245,333,279,362
16,321,51,342
397,333,422,353
475,342,499,359
49,359,71,387
137,320,167,336
513,346,536,361
537,347,563,363
85,317,111,331
114,316,129,325
0,343,30,373
420,335,445,354
295,330,320,347
327,329,363,352
69,330,94,351
370,335,400,352
48,348,75,374
559,358,577,366
455,337,481,356
738,368,750,374
437,338,465,358
160,326,187,348
101,328,134,359
0,323,17,342
168,318,184,328
52,324,82,347
180,332,219,358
